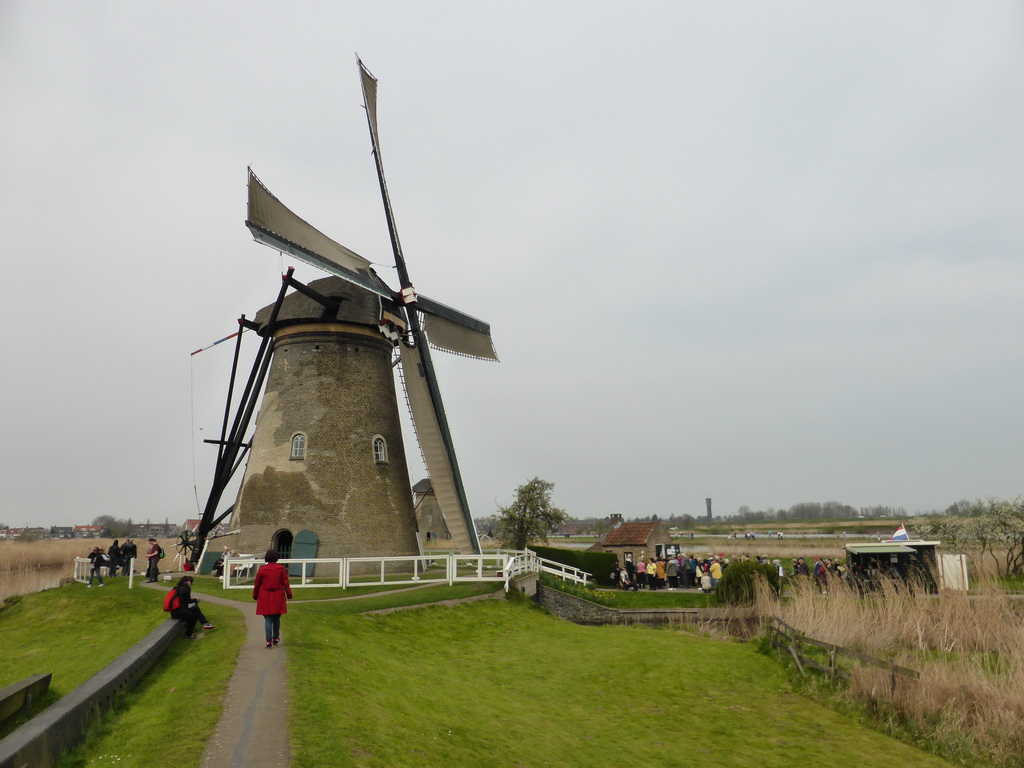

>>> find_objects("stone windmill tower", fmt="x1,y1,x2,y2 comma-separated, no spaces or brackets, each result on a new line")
191,60,497,568
229,271,421,564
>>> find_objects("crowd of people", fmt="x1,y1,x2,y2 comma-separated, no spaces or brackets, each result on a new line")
610,554,751,593
609,551,917,595
84,537,167,585
609,553,861,593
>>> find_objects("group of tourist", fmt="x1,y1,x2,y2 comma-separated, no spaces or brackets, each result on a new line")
84,537,164,586
610,554,750,593
609,553,859,593
85,538,138,587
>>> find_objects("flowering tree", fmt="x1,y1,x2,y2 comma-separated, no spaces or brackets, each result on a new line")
916,498,1024,577
495,478,567,550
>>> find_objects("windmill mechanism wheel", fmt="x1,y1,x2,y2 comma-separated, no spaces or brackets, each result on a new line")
177,529,198,561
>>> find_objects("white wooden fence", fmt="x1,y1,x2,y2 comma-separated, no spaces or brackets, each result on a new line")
221,549,590,592
73,550,591,593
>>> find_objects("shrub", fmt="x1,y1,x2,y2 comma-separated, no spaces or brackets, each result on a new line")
530,546,616,586
716,560,780,605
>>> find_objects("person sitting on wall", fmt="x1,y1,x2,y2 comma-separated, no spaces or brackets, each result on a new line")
170,576,215,639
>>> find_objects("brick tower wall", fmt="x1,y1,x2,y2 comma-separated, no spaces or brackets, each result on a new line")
233,322,421,565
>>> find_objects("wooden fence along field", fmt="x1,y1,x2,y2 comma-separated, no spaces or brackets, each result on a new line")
764,615,919,691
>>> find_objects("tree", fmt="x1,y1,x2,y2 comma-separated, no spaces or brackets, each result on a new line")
91,515,133,539
495,478,567,550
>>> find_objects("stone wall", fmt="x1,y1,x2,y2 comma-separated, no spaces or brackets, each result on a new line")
234,323,419,565
537,585,746,629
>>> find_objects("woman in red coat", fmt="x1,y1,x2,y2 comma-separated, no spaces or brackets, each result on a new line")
253,549,293,648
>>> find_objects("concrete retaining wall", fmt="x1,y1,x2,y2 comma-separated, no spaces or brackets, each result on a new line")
0,619,181,768
537,585,746,629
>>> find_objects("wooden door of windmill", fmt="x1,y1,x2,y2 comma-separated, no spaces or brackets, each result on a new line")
290,529,318,578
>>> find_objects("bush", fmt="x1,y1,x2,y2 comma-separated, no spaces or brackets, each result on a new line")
715,560,780,605
530,547,616,586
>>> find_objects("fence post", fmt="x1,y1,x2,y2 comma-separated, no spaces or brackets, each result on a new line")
889,659,897,693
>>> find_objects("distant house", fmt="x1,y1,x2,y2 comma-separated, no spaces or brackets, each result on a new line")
73,525,103,539
181,518,229,545
129,523,178,539
50,526,74,539
589,514,673,565
412,479,453,546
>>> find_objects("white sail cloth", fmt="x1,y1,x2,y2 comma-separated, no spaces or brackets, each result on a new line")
400,343,479,554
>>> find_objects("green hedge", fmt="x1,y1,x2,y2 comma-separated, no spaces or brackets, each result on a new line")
531,546,616,586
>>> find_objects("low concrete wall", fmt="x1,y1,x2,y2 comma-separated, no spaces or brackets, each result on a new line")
537,585,750,630
0,674,51,726
0,619,181,768
508,572,538,597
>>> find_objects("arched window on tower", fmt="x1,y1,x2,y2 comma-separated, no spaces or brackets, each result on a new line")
290,433,306,460
373,436,388,464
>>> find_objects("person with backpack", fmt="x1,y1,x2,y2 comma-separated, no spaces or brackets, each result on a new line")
253,549,292,649
145,538,162,583
165,576,215,639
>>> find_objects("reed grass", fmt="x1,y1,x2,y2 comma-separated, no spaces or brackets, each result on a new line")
0,539,175,603
755,573,1024,766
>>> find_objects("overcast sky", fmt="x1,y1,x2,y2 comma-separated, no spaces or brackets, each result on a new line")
3,2,1023,529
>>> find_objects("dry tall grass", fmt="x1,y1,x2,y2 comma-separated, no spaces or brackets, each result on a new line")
756,574,1024,766
688,538,846,561
0,538,174,603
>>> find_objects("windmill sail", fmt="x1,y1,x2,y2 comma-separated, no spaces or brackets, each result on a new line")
359,57,487,554
246,169,392,299
400,343,479,553
418,295,498,361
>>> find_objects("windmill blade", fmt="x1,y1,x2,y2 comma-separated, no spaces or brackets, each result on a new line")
246,168,394,300
359,57,484,554
417,294,499,361
399,342,480,554
357,58,412,284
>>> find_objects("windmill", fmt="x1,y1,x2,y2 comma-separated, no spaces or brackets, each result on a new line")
190,58,497,569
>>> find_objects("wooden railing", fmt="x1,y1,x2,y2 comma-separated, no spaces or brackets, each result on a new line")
764,615,919,690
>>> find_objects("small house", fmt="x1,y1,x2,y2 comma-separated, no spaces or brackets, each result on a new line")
589,515,673,565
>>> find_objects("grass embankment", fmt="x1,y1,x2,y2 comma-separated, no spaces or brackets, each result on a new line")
4,578,953,767
0,578,243,767
286,595,952,767
185,575,493,603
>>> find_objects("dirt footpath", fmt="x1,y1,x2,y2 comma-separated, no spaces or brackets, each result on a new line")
143,581,290,768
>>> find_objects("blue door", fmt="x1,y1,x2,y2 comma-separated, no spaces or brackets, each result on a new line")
290,529,319,577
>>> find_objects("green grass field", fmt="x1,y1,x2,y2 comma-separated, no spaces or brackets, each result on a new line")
0,579,243,767
0,581,954,767
286,596,952,767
